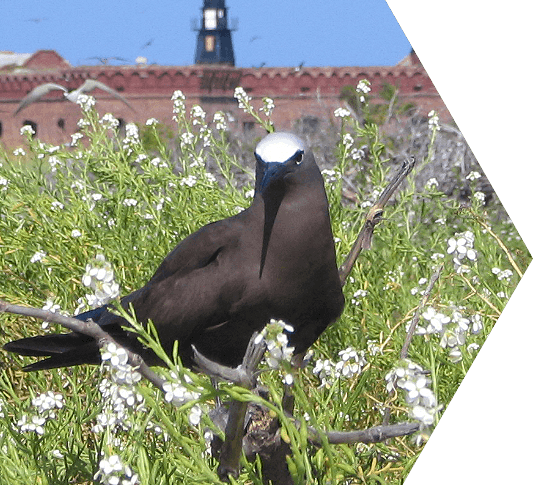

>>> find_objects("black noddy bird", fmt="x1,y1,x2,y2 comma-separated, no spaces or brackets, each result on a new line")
13,79,135,115
3,132,345,371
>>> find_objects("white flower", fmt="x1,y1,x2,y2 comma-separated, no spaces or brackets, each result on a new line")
162,375,200,406
356,79,371,102
426,177,439,189
101,343,129,368
421,306,451,334
172,90,186,116
123,198,138,207
257,319,295,370
335,347,366,378
351,289,368,306
312,358,335,387
17,414,46,435
42,299,60,316
32,391,64,412
321,168,339,184
334,107,351,118
473,191,485,204
188,404,203,426
30,250,47,263
69,132,83,146
180,175,197,187
428,110,440,131
0,177,8,191
100,113,119,129
234,86,252,112
20,125,35,136
94,454,139,485
76,94,96,111
259,97,275,116
466,171,481,181
71,229,82,238
13,147,26,156
145,117,158,126
180,132,195,147
447,231,477,270
150,157,168,168
356,79,371,94
82,254,120,307
51,200,64,210
386,359,441,429
213,112,227,131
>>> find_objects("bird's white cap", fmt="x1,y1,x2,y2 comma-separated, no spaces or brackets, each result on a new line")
255,132,305,164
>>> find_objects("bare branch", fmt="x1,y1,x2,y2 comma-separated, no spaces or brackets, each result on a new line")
309,421,420,445
339,156,416,286
401,263,444,360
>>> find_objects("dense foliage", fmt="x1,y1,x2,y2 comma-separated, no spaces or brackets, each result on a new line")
0,87,529,484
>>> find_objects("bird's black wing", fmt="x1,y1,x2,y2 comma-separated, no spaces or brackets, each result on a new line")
4,215,248,370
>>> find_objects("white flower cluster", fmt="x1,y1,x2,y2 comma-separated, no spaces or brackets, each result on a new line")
13,147,26,156
321,168,340,185
255,319,295,371
17,391,64,436
356,79,371,102
93,343,144,434
30,249,46,263
213,112,227,131
425,177,439,189
94,454,139,485
259,97,275,117
351,289,368,306
190,105,212,147
447,230,477,274
234,86,253,114
385,359,441,432
122,123,140,155
0,176,9,191
82,254,120,307
76,94,96,112
100,113,120,129
492,267,513,282
428,110,440,131
334,107,351,118
409,305,483,363
162,372,202,426
145,117,158,126
312,347,367,388
20,124,35,136
172,89,186,118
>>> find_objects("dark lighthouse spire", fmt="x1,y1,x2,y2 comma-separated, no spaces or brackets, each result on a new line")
194,0,236,66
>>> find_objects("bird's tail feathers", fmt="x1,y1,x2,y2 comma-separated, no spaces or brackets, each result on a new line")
3,333,100,371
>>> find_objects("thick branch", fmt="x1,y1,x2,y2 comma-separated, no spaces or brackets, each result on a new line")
309,421,420,445
339,156,416,286
193,332,266,481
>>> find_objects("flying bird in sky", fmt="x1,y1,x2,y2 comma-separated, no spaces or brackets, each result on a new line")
14,79,136,115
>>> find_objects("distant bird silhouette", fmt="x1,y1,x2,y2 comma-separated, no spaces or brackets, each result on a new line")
87,56,130,65
25,17,48,23
14,80,135,115
4,132,345,371
140,38,155,50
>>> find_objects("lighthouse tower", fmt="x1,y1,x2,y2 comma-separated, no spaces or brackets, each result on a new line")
194,0,236,66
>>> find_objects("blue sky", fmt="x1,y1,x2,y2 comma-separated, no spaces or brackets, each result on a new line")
2,0,411,67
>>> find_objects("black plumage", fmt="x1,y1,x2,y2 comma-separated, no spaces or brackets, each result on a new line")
4,132,345,371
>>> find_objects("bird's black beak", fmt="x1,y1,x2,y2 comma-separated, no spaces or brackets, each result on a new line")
256,160,290,194
260,162,287,193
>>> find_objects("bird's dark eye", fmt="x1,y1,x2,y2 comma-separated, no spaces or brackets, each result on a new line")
294,150,304,165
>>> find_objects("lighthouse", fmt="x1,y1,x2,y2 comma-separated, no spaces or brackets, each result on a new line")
194,0,236,66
